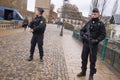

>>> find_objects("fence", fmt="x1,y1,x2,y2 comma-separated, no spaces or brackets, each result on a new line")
0,21,21,31
73,30,120,72
100,38,120,72
73,30,81,41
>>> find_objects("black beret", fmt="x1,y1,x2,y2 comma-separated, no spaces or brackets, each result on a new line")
37,8,44,13
92,8,99,13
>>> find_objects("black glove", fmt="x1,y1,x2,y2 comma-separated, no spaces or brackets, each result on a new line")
83,34,88,39
90,39,99,44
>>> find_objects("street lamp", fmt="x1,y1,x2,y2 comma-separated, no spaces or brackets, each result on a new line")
60,0,69,36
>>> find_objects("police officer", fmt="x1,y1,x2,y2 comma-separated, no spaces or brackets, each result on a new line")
77,8,106,80
27,8,46,62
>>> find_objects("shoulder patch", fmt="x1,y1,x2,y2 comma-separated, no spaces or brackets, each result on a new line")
40,21,43,24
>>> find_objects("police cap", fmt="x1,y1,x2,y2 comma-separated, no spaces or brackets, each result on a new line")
37,8,44,14
92,8,99,13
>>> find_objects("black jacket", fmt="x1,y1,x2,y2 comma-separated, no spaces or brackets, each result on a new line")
80,19,106,44
28,16,46,34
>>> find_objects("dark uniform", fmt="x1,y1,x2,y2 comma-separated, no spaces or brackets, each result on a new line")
77,8,106,80
27,8,46,61
80,18,106,73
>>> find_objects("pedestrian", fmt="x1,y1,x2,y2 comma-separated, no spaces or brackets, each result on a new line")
22,17,29,31
77,8,106,80
27,8,46,62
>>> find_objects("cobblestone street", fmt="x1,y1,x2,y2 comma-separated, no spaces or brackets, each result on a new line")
0,24,68,80
0,24,120,80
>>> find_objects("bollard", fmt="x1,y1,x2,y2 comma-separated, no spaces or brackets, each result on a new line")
101,37,109,60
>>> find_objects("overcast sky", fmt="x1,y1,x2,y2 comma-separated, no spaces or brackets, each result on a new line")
51,0,91,16
27,0,120,17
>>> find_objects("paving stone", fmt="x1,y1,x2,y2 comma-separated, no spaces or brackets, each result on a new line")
0,24,68,80
0,24,120,80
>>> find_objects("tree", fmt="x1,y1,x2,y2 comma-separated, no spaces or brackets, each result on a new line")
92,0,99,8
112,0,119,15
100,0,108,18
50,4,54,13
89,0,98,15
62,3,82,20
48,4,58,22
90,0,108,17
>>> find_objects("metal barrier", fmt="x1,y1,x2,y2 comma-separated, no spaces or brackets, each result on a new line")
73,30,81,41
100,38,109,60
73,30,120,72
100,38,120,72
0,21,20,31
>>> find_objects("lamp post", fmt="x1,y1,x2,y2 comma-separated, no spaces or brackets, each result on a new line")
60,0,69,36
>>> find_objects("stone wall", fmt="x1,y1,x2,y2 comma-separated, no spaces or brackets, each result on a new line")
27,11,35,22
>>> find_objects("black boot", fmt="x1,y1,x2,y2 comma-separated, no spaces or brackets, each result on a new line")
88,74,94,80
27,54,33,61
77,71,86,77
27,57,33,61
40,56,44,62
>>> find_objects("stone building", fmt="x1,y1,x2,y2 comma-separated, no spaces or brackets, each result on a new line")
27,11,35,22
0,0,27,17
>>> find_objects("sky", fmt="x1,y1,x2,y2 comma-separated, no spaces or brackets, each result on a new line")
27,0,91,16
27,0,120,17
51,0,91,16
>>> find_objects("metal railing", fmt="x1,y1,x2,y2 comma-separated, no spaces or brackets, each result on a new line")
100,38,120,72
0,21,20,31
73,30,81,41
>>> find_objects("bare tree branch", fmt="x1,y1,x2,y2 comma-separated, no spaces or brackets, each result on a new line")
112,0,119,15
101,0,107,17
